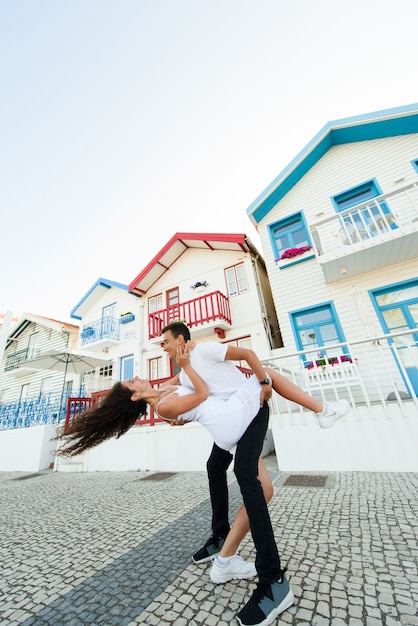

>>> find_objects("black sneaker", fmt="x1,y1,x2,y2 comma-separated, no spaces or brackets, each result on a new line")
236,573,294,626
192,535,226,564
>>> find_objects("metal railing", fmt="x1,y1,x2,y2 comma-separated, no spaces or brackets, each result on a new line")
0,392,79,431
263,328,418,420
80,316,120,346
5,348,30,372
3,333,417,431
310,181,418,258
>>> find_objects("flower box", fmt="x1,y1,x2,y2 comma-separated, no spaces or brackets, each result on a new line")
305,355,353,370
81,328,94,339
120,313,135,324
275,246,314,269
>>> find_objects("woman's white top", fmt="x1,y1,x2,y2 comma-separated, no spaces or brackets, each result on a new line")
155,374,262,452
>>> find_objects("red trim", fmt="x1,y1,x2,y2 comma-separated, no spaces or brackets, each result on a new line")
128,232,250,296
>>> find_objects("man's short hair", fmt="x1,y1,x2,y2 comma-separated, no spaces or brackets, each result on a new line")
161,322,191,341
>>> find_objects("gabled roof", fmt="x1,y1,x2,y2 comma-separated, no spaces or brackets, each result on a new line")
128,232,260,296
247,102,418,225
6,314,79,348
71,278,128,320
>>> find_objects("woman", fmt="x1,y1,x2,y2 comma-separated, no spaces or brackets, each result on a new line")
56,343,266,456
55,343,295,625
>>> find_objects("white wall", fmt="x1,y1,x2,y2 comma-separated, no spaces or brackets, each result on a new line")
0,424,57,472
54,421,274,473
271,404,418,472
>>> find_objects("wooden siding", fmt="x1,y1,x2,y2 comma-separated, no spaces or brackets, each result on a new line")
258,134,418,355
0,321,79,402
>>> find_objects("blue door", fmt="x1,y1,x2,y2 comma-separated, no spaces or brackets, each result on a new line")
372,281,418,396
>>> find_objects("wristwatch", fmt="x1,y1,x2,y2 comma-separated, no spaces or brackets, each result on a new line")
259,378,271,385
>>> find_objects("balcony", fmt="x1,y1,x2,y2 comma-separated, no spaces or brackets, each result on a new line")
4,348,40,377
80,317,120,350
310,181,418,282
148,290,232,342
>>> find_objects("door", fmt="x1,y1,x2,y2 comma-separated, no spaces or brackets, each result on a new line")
372,281,418,395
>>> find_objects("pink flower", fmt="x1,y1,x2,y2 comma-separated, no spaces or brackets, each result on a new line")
278,245,312,260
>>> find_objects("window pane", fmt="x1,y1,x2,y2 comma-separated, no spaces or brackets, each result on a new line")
236,264,248,292
225,268,238,296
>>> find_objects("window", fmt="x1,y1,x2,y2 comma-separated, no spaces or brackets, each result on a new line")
149,294,163,313
19,384,30,401
148,357,161,381
269,212,311,260
103,303,117,318
331,179,393,238
120,355,134,380
225,263,248,297
40,377,52,396
290,302,348,365
99,364,113,378
167,287,180,321
224,336,252,368
27,332,38,359
0,388,9,402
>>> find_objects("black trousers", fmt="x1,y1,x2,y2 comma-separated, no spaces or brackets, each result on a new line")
207,402,282,583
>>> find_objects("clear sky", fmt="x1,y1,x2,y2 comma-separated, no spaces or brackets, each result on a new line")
1,0,417,323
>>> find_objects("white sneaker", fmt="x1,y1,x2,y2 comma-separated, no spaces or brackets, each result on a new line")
210,555,257,584
315,399,350,428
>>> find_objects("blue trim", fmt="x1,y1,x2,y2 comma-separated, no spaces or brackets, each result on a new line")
288,301,347,361
71,278,128,320
268,211,312,260
247,103,418,224
411,158,418,174
331,178,383,211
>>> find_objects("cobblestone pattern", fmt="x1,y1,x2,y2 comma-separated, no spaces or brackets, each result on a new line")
1,461,417,626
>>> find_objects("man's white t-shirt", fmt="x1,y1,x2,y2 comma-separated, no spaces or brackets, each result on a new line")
178,342,245,398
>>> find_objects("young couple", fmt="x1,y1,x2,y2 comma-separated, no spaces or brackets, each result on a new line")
56,322,350,626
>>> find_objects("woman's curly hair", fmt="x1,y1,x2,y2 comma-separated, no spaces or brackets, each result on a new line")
54,382,148,457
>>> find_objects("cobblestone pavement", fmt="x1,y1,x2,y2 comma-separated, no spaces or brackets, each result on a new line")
1,455,417,626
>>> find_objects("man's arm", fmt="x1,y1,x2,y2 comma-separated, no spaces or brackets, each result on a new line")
224,345,272,402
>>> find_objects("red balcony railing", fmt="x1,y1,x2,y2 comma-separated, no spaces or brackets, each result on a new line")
148,290,231,339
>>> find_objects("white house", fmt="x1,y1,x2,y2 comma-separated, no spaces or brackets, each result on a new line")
55,232,280,473
246,103,418,472
0,314,80,471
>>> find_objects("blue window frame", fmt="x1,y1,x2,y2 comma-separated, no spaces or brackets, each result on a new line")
411,158,418,174
269,212,311,260
370,278,418,395
290,302,349,366
331,179,394,237
120,355,134,380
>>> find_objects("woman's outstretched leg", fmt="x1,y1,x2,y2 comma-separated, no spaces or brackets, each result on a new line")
263,366,350,428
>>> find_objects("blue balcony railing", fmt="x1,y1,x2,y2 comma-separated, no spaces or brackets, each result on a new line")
0,392,82,431
80,317,120,346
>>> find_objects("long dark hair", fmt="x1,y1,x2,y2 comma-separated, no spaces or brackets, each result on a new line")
54,382,148,457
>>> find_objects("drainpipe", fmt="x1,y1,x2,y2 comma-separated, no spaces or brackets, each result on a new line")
250,256,274,350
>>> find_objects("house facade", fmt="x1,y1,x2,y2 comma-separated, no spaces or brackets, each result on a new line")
55,233,280,473
0,314,80,471
246,103,418,472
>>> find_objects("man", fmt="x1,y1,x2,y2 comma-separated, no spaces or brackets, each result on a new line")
161,322,348,626
161,322,292,626
161,323,273,579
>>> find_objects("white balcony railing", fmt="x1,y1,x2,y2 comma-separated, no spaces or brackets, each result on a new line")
262,328,418,421
309,181,418,281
